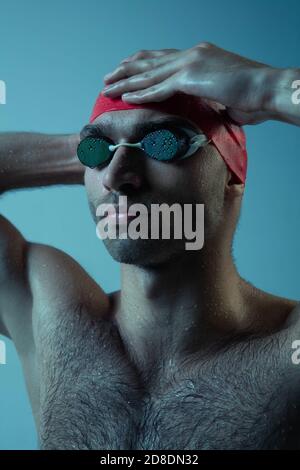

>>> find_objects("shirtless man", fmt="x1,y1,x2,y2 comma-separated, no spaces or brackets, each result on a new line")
0,43,300,450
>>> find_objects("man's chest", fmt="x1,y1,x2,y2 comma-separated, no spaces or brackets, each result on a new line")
32,304,300,450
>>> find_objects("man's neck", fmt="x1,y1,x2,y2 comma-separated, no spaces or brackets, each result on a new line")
114,246,246,371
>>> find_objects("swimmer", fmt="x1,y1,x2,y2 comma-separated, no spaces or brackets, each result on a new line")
0,43,300,449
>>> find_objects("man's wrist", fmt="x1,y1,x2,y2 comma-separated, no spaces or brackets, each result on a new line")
70,133,84,184
260,67,300,124
60,133,84,185
66,133,80,153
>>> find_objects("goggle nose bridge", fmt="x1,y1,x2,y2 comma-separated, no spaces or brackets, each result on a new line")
108,142,143,152
108,134,209,155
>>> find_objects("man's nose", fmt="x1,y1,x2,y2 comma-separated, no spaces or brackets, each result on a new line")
102,145,144,194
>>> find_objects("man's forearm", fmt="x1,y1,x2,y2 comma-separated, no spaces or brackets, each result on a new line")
0,133,84,193
265,68,300,127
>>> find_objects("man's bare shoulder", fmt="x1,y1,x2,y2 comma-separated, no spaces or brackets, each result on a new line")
244,282,300,333
27,242,110,315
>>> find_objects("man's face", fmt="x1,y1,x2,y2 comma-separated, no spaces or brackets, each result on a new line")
81,108,227,267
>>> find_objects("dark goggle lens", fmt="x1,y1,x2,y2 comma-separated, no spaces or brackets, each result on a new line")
77,129,186,168
77,137,111,168
142,129,179,161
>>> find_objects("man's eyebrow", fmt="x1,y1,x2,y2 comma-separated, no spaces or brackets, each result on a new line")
80,117,200,140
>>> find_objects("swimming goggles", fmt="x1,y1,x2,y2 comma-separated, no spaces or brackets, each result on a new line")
77,127,210,169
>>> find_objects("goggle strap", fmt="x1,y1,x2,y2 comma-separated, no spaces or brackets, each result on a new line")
180,134,210,159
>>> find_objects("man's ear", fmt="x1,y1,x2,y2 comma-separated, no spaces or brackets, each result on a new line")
225,169,245,198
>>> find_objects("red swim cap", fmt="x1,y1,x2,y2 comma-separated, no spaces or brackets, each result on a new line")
90,91,247,184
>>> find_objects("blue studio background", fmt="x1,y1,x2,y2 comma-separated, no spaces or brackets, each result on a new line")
0,0,299,450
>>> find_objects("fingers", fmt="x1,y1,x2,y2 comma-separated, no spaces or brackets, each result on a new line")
104,49,181,84
120,48,179,64
103,60,181,98
121,74,178,104
104,60,151,84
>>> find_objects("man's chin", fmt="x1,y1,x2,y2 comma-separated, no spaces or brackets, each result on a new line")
102,237,184,267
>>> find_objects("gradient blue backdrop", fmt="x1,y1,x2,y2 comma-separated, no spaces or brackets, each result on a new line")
0,0,299,450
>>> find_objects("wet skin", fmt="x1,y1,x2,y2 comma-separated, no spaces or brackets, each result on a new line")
1,107,300,449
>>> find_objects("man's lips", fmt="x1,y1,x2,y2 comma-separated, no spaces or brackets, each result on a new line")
99,205,145,223
108,211,134,220
98,202,149,217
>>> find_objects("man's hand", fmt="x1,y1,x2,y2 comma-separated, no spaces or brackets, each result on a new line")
102,43,300,127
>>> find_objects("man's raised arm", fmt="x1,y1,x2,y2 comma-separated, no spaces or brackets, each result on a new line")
0,132,84,338
0,132,83,193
